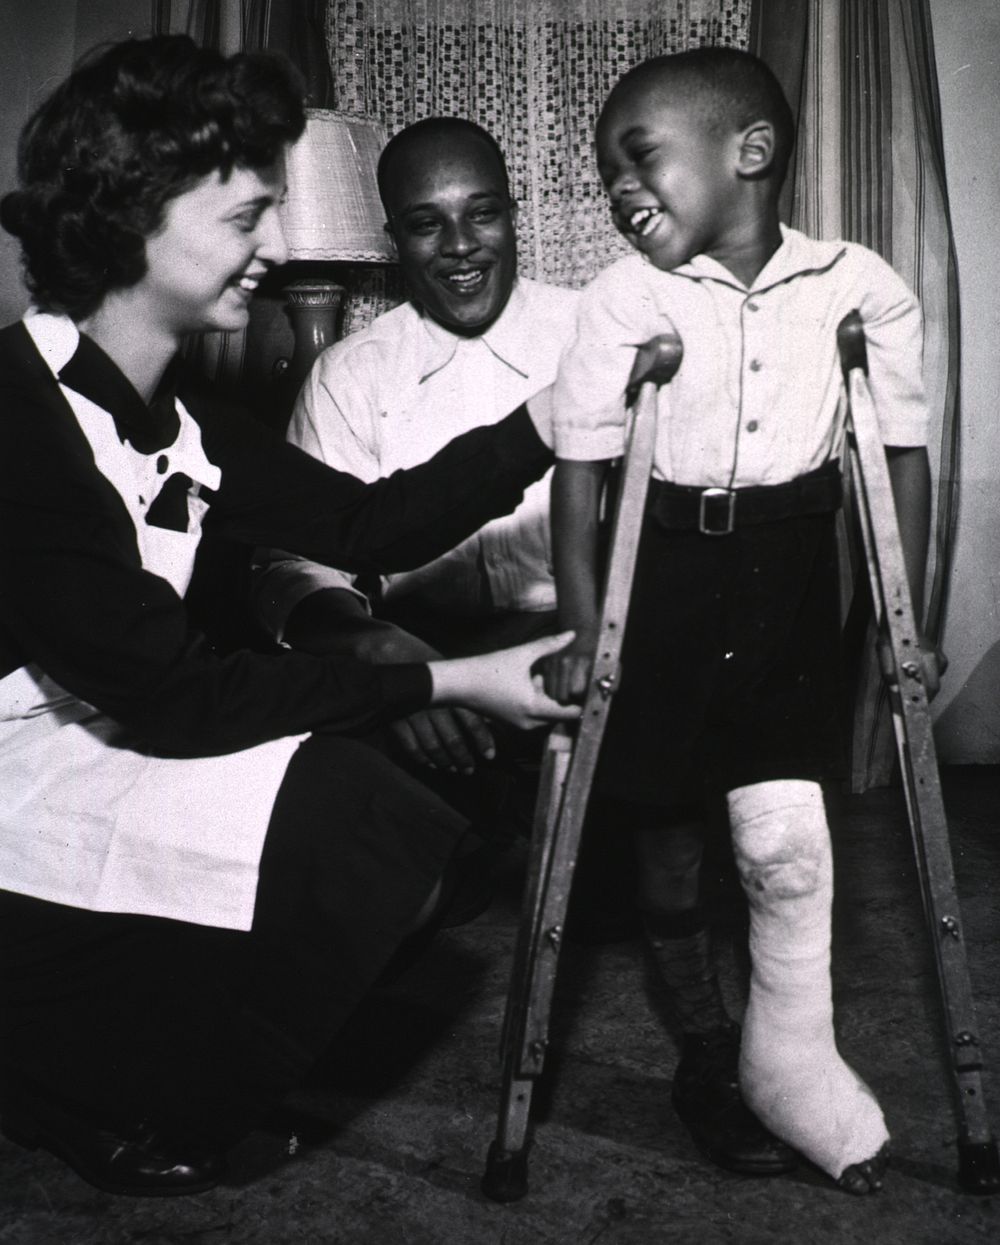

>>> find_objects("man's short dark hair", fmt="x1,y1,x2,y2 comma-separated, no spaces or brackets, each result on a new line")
605,48,796,187
1,34,305,320
376,117,511,215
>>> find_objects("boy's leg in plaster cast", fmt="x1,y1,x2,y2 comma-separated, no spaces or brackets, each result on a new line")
727,779,890,1194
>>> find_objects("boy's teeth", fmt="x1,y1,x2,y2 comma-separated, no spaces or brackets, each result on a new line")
238,276,259,291
629,207,661,236
447,270,484,285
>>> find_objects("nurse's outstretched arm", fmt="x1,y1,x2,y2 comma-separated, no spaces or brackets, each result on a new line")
429,632,582,731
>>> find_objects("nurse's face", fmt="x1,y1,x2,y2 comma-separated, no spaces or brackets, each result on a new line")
139,156,289,338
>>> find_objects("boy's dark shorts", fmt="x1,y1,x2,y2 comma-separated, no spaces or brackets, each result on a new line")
594,500,845,809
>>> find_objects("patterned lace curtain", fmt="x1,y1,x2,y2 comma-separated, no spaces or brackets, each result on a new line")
754,0,960,790
324,0,752,328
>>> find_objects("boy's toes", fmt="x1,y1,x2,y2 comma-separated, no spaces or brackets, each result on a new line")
837,1142,890,1195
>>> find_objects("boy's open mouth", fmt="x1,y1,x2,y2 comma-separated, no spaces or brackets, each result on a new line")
627,207,663,238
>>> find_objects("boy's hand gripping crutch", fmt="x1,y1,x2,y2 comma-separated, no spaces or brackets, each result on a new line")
838,311,999,1194
481,332,683,1204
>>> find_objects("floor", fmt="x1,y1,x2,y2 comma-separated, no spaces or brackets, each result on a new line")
0,768,997,1244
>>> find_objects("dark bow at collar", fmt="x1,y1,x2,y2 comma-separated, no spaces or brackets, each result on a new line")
58,334,181,455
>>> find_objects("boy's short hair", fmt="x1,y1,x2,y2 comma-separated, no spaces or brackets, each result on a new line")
0,34,305,320
605,48,795,186
376,117,511,214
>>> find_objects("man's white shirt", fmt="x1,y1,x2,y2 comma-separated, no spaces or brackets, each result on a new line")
257,276,579,637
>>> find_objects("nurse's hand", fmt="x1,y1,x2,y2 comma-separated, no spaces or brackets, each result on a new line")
429,632,582,731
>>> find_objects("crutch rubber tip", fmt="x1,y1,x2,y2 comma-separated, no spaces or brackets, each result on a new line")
481,1140,529,1202
957,1138,1000,1194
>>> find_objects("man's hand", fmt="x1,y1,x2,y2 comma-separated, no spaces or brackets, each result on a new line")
283,588,496,770
390,705,495,774
358,622,497,772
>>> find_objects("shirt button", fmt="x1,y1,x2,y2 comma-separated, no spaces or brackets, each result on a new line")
749,359,763,372
746,420,759,432
746,300,760,312
156,454,169,474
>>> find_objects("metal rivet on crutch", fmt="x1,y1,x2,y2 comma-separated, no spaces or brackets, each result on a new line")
941,915,961,939
596,674,615,698
901,660,921,679
955,1032,980,1048
546,924,562,949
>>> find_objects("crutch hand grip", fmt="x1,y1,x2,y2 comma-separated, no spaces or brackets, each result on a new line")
837,309,869,376
625,332,684,405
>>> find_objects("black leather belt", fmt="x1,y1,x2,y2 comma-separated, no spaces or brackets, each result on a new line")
643,460,843,535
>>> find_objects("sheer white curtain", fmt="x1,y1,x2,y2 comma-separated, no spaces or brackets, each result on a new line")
756,0,960,789
324,0,752,327
159,2,753,322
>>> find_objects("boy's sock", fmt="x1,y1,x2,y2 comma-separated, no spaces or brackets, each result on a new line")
727,779,889,1189
641,905,729,1034
643,906,796,1175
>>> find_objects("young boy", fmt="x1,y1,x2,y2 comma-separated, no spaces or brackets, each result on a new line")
544,48,942,1194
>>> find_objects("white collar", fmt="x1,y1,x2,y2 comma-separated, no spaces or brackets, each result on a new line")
417,279,534,384
667,225,847,293
23,308,79,376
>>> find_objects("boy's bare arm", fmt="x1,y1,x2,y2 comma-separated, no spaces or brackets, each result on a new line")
544,457,609,703
886,444,945,697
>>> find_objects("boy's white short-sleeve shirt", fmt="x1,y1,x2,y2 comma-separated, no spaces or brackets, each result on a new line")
553,225,929,487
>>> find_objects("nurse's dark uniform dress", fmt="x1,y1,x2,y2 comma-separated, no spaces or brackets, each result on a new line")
0,310,552,1146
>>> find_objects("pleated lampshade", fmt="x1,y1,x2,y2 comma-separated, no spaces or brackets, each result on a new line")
280,109,393,261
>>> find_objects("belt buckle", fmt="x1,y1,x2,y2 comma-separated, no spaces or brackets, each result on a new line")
698,487,736,535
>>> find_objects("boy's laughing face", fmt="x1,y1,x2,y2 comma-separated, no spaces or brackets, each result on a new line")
596,81,743,273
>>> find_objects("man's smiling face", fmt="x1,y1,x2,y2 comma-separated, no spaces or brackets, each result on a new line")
382,131,517,336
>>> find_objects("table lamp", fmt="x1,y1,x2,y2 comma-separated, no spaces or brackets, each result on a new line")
277,109,394,390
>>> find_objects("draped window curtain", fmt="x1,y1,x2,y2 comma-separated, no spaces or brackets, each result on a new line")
166,0,959,792
754,0,960,790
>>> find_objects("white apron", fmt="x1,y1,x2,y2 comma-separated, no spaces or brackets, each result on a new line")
0,313,302,930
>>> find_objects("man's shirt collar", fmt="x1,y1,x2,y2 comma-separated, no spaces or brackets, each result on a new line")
416,278,533,383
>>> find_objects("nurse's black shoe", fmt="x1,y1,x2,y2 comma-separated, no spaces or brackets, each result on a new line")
1,1086,226,1196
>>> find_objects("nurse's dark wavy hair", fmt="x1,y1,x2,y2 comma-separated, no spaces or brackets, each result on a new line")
0,34,305,320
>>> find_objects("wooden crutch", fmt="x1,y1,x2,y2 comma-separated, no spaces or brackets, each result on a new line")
481,332,684,1203
837,310,999,1194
